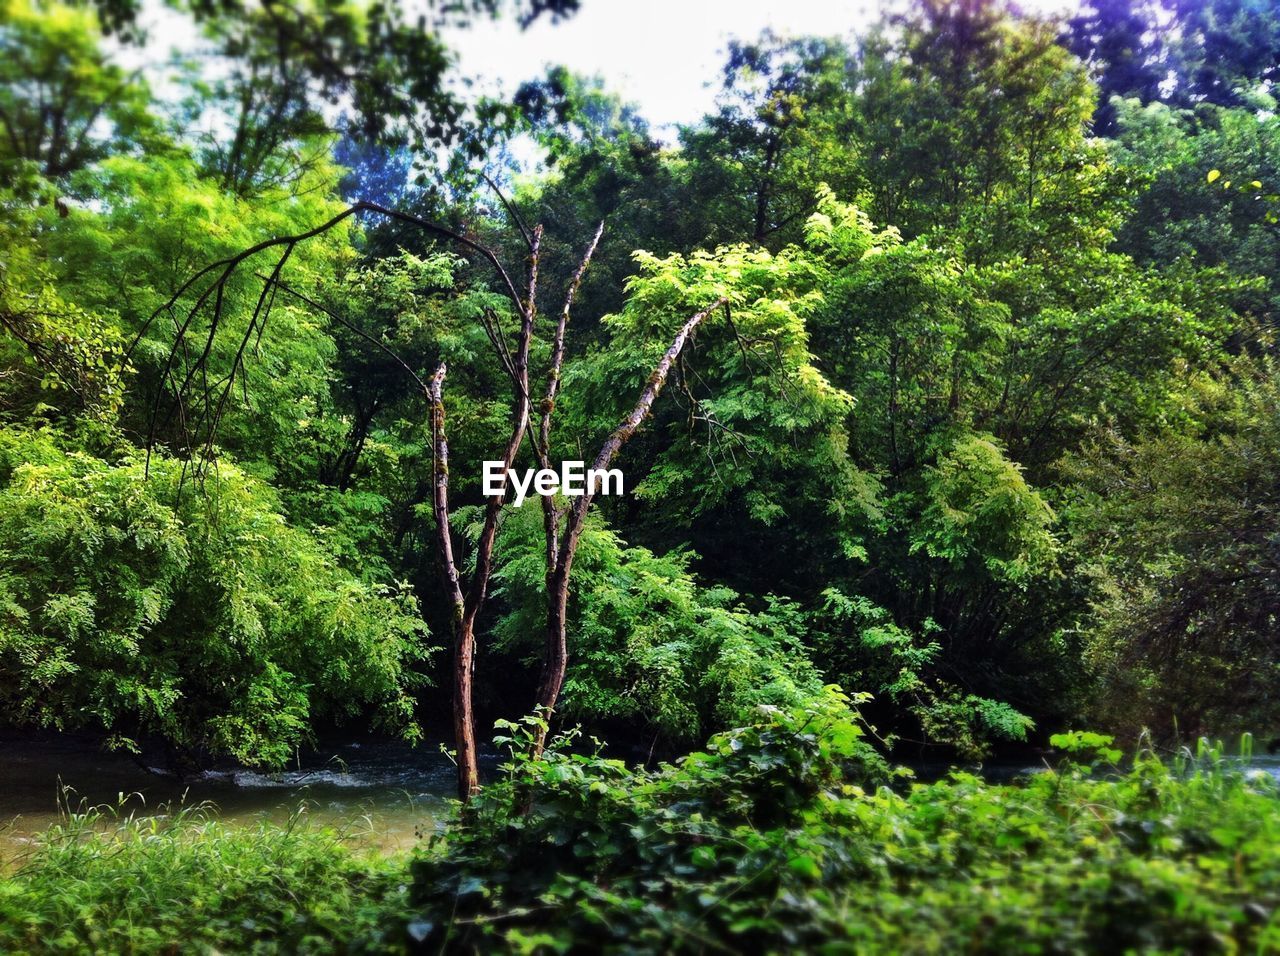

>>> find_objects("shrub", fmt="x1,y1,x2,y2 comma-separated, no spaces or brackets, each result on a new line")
491,506,823,742
406,702,1280,954
0,427,431,766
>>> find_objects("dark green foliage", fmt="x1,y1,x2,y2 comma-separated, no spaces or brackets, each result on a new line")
492,505,822,742
405,705,1280,953
408,688,893,952
10,717,1280,954
1064,355,1280,738
1069,0,1280,123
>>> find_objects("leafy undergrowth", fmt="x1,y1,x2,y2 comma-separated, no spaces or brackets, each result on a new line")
410,691,1280,954
7,696,1280,954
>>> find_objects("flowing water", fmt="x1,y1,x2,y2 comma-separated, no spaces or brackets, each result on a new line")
0,731,478,863
7,731,1280,866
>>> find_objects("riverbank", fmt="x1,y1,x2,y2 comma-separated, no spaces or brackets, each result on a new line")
9,725,1280,863
5,702,1280,953
0,730,472,860
0,805,412,954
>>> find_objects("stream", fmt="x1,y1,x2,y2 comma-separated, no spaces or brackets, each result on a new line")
0,730,479,863
7,732,1280,864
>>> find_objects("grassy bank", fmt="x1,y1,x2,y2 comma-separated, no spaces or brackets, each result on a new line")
4,701,1280,954
0,805,412,954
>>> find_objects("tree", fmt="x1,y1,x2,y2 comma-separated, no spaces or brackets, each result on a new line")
680,33,859,248
0,0,161,185
1067,0,1280,123
1066,0,1169,133
1064,354,1280,738
0,426,428,767
1109,95,1280,323
856,0,1104,260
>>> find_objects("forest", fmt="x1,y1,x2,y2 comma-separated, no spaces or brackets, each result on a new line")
2,0,1280,951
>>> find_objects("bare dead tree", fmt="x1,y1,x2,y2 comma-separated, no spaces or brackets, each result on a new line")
146,197,727,799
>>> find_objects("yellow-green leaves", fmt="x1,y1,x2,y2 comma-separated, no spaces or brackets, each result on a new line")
0,428,430,766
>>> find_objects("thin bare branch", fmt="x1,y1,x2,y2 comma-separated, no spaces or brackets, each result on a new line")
462,224,543,628
481,171,534,252
558,295,726,567
535,221,604,574
533,296,728,751
140,201,527,470
538,220,603,465
256,272,430,397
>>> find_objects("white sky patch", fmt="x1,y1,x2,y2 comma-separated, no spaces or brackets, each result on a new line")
127,0,1086,169
444,0,1085,139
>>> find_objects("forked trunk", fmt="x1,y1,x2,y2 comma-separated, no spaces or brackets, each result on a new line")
530,296,727,758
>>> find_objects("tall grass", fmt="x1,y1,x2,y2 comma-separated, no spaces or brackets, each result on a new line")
0,792,410,954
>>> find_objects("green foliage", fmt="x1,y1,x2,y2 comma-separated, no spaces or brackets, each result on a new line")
856,0,1110,259
45,151,356,477
408,687,892,952
2,0,1278,826
815,588,1034,757
568,238,878,566
0,0,162,184
1069,0,1280,128
1111,94,1280,320
1049,729,1123,766
0,427,430,765
915,433,1057,583
405,705,1280,953
0,800,411,954
492,506,822,741
679,34,861,248
13,722,1280,954
1063,355,1280,738
0,222,128,424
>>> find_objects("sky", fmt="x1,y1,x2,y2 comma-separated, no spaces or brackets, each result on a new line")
129,0,1085,157
444,0,1082,138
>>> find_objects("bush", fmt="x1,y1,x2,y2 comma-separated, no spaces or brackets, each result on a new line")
408,688,893,952
0,427,431,766
8,714,1280,954
491,506,823,743
406,701,1280,954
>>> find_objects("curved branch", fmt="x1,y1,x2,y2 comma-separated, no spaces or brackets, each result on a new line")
533,295,727,751
481,171,534,253
537,220,603,574
256,272,430,397
139,200,525,465
462,224,542,627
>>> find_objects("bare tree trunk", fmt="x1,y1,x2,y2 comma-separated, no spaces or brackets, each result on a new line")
427,365,478,798
533,223,603,690
446,228,542,799
532,296,727,756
